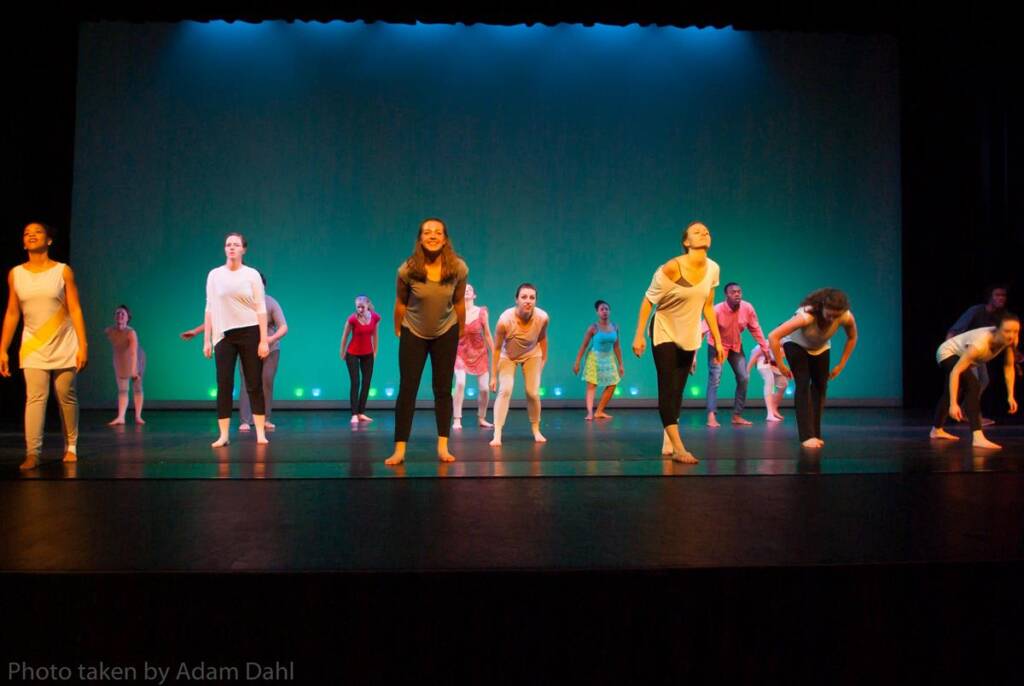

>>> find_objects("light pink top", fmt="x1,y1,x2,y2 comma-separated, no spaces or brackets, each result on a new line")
701,300,769,353
497,307,549,362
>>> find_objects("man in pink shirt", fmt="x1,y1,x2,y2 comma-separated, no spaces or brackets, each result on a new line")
702,282,770,427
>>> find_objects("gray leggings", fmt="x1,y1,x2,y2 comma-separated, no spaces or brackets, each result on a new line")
24,367,78,456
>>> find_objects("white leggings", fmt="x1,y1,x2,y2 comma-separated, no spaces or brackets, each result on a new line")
757,364,787,416
24,367,78,456
493,356,543,430
453,368,490,420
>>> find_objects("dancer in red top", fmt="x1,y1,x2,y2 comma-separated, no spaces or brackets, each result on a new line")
340,295,381,424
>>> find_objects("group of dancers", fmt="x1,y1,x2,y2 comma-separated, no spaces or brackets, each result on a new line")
0,220,1018,470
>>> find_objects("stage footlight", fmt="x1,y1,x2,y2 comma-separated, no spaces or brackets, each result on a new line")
467,388,477,398
553,386,563,397
369,388,378,398
311,388,322,398
689,386,700,397
629,386,639,396
294,388,304,398
384,387,395,398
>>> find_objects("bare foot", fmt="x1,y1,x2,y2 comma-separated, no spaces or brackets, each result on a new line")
594,412,613,420
773,413,785,421
731,415,752,426
108,418,125,426
62,451,78,463
671,450,699,464
350,415,360,425
239,423,251,432
478,418,493,428
256,435,269,445
384,453,405,466
135,416,146,425
265,422,276,431
706,412,720,428
929,428,959,441
533,432,547,443
211,436,230,448
438,449,456,463
358,414,374,423
766,415,782,422
452,419,463,430
662,433,673,455
489,437,502,447
585,414,594,421
801,438,824,449
19,455,40,470
973,436,1002,450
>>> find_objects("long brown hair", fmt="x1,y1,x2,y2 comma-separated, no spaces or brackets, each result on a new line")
800,288,850,329
403,218,462,283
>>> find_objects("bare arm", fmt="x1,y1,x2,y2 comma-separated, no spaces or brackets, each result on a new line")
267,303,288,346
614,326,625,376
539,336,548,364
129,330,139,378
1006,349,1018,414
180,324,205,340
768,313,812,379
829,312,858,380
339,320,353,359
633,297,653,357
481,310,494,367
490,321,507,392
703,288,725,365
0,270,22,377
257,312,269,358
394,277,409,337
63,266,89,372
573,325,596,374
453,280,467,337
747,347,764,375
202,311,213,358
947,353,978,421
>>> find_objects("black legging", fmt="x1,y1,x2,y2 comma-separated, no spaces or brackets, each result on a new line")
394,325,460,442
783,342,829,442
652,342,697,427
346,353,375,416
933,355,982,431
215,325,264,420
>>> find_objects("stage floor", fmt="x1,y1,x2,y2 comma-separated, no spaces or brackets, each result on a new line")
1,408,1021,479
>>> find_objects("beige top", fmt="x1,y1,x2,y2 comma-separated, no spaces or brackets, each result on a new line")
205,265,267,347
13,263,79,369
645,258,720,351
497,307,549,362
781,306,853,356
398,259,468,339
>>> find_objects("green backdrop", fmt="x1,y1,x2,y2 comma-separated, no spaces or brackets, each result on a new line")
71,21,901,407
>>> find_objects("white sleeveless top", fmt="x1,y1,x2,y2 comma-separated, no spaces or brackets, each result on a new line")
13,262,79,369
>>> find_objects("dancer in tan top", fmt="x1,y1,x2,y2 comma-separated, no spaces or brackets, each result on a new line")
105,304,146,425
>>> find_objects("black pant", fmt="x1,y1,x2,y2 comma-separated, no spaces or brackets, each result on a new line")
933,356,982,431
783,342,829,442
345,353,375,415
215,325,264,419
394,325,460,442
652,342,697,428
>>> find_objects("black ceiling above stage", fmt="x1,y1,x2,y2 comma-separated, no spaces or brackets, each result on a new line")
15,2,1016,36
